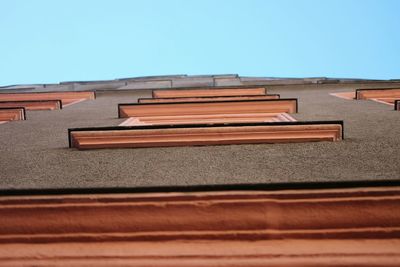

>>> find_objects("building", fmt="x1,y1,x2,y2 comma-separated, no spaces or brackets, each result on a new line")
0,74,399,266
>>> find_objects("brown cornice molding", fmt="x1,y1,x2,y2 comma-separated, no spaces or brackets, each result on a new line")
0,107,26,121
1,184,400,266
0,185,398,243
1,239,399,266
138,94,280,103
118,99,298,118
0,91,96,105
0,100,62,110
68,121,343,150
355,88,400,100
152,87,267,98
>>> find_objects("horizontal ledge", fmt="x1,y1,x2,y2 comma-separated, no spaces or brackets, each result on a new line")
118,99,298,118
355,88,400,100
0,91,96,104
1,239,400,266
152,87,267,98
0,185,398,243
69,121,344,135
68,121,343,150
0,107,26,121
138,94,280,103
0,100,62,110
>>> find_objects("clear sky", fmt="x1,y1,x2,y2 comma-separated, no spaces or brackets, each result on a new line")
0,0,399,85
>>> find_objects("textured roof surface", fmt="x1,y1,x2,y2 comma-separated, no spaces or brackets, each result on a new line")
0,75,399,189
2,74,400,92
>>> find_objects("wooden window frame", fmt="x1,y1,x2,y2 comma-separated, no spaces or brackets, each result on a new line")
118,99,298,119
0,91,96,106
68,121,343,150
355,88,400,100
0,100,62,110
152,87,267,98
331,88,400,108
0,107,26,123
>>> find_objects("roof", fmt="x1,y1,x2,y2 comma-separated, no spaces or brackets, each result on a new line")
1,74,400,92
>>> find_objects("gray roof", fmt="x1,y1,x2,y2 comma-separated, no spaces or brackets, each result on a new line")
1,74,399,93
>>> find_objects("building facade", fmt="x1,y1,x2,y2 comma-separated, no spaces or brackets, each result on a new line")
0,74,399,266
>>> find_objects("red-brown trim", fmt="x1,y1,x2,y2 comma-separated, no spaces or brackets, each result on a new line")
152,87,267,98
0,91,95,105
0,185,397,243
331,89,400,109
329,92,355,100
370,97,398,104
139,94,280,103
0,107,26,121
1,185,399,266
69,121,342,150
118,99,298,118
355,88,400,100
0,239,398,266
0,100,62,110
119,113,296,126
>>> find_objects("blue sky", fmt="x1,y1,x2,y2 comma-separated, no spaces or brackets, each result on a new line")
0,0,399,85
